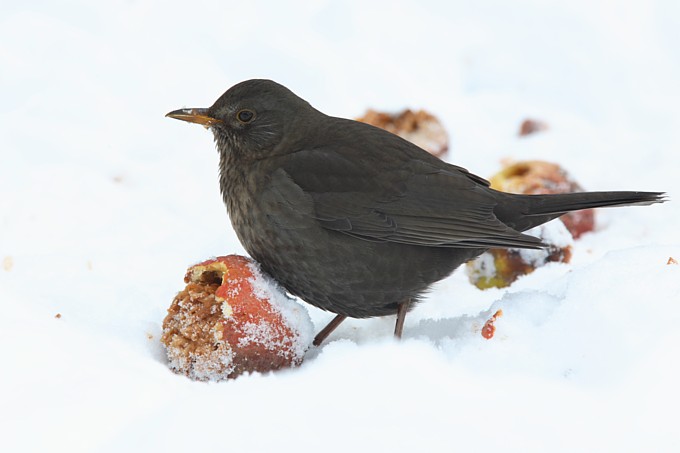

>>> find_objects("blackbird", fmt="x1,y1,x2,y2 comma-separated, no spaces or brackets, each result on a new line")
167,79,665,345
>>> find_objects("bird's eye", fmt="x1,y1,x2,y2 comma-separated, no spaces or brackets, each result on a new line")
236,109,255,124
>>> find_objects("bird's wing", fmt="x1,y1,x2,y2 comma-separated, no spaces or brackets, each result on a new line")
262,143,543,249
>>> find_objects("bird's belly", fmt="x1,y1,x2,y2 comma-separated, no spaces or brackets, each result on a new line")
232,208,481,317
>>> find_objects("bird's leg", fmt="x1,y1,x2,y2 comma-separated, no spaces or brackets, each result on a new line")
394,299,411,339
313,314,347,346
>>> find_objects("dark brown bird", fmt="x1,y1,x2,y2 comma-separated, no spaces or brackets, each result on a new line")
167,79,665,345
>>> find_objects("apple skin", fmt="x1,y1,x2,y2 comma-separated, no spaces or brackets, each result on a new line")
161,255,311,381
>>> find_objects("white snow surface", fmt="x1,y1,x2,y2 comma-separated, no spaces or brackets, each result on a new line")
1,1,679,452
519,220,575,266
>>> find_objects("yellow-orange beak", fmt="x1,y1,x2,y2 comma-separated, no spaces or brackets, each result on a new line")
165,108,221,128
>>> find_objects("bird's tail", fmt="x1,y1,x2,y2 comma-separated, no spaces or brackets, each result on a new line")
500,191,666,232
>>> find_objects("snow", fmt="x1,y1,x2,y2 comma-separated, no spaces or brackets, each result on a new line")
1,0,679,452
518,221,574,265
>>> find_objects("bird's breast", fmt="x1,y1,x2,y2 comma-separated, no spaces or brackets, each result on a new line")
220,158,277,255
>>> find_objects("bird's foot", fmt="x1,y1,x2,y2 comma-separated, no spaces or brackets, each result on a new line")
394,299,411,339
313,314,347,346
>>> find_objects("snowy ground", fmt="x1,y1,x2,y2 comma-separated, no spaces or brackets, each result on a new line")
2,1,679,451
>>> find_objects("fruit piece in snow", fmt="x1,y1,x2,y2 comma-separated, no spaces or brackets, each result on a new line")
161,255,313,381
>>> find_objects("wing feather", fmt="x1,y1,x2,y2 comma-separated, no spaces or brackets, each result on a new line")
263,134,542,250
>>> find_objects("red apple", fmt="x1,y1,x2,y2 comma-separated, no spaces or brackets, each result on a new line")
161,255,313,381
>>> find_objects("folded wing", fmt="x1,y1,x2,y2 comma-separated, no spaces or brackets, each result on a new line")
262,146,543,250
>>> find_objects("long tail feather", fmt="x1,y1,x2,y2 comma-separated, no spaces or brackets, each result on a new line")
525,191,666,216
497,191,666,232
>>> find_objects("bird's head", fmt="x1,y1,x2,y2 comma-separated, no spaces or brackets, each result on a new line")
166,79,314,160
